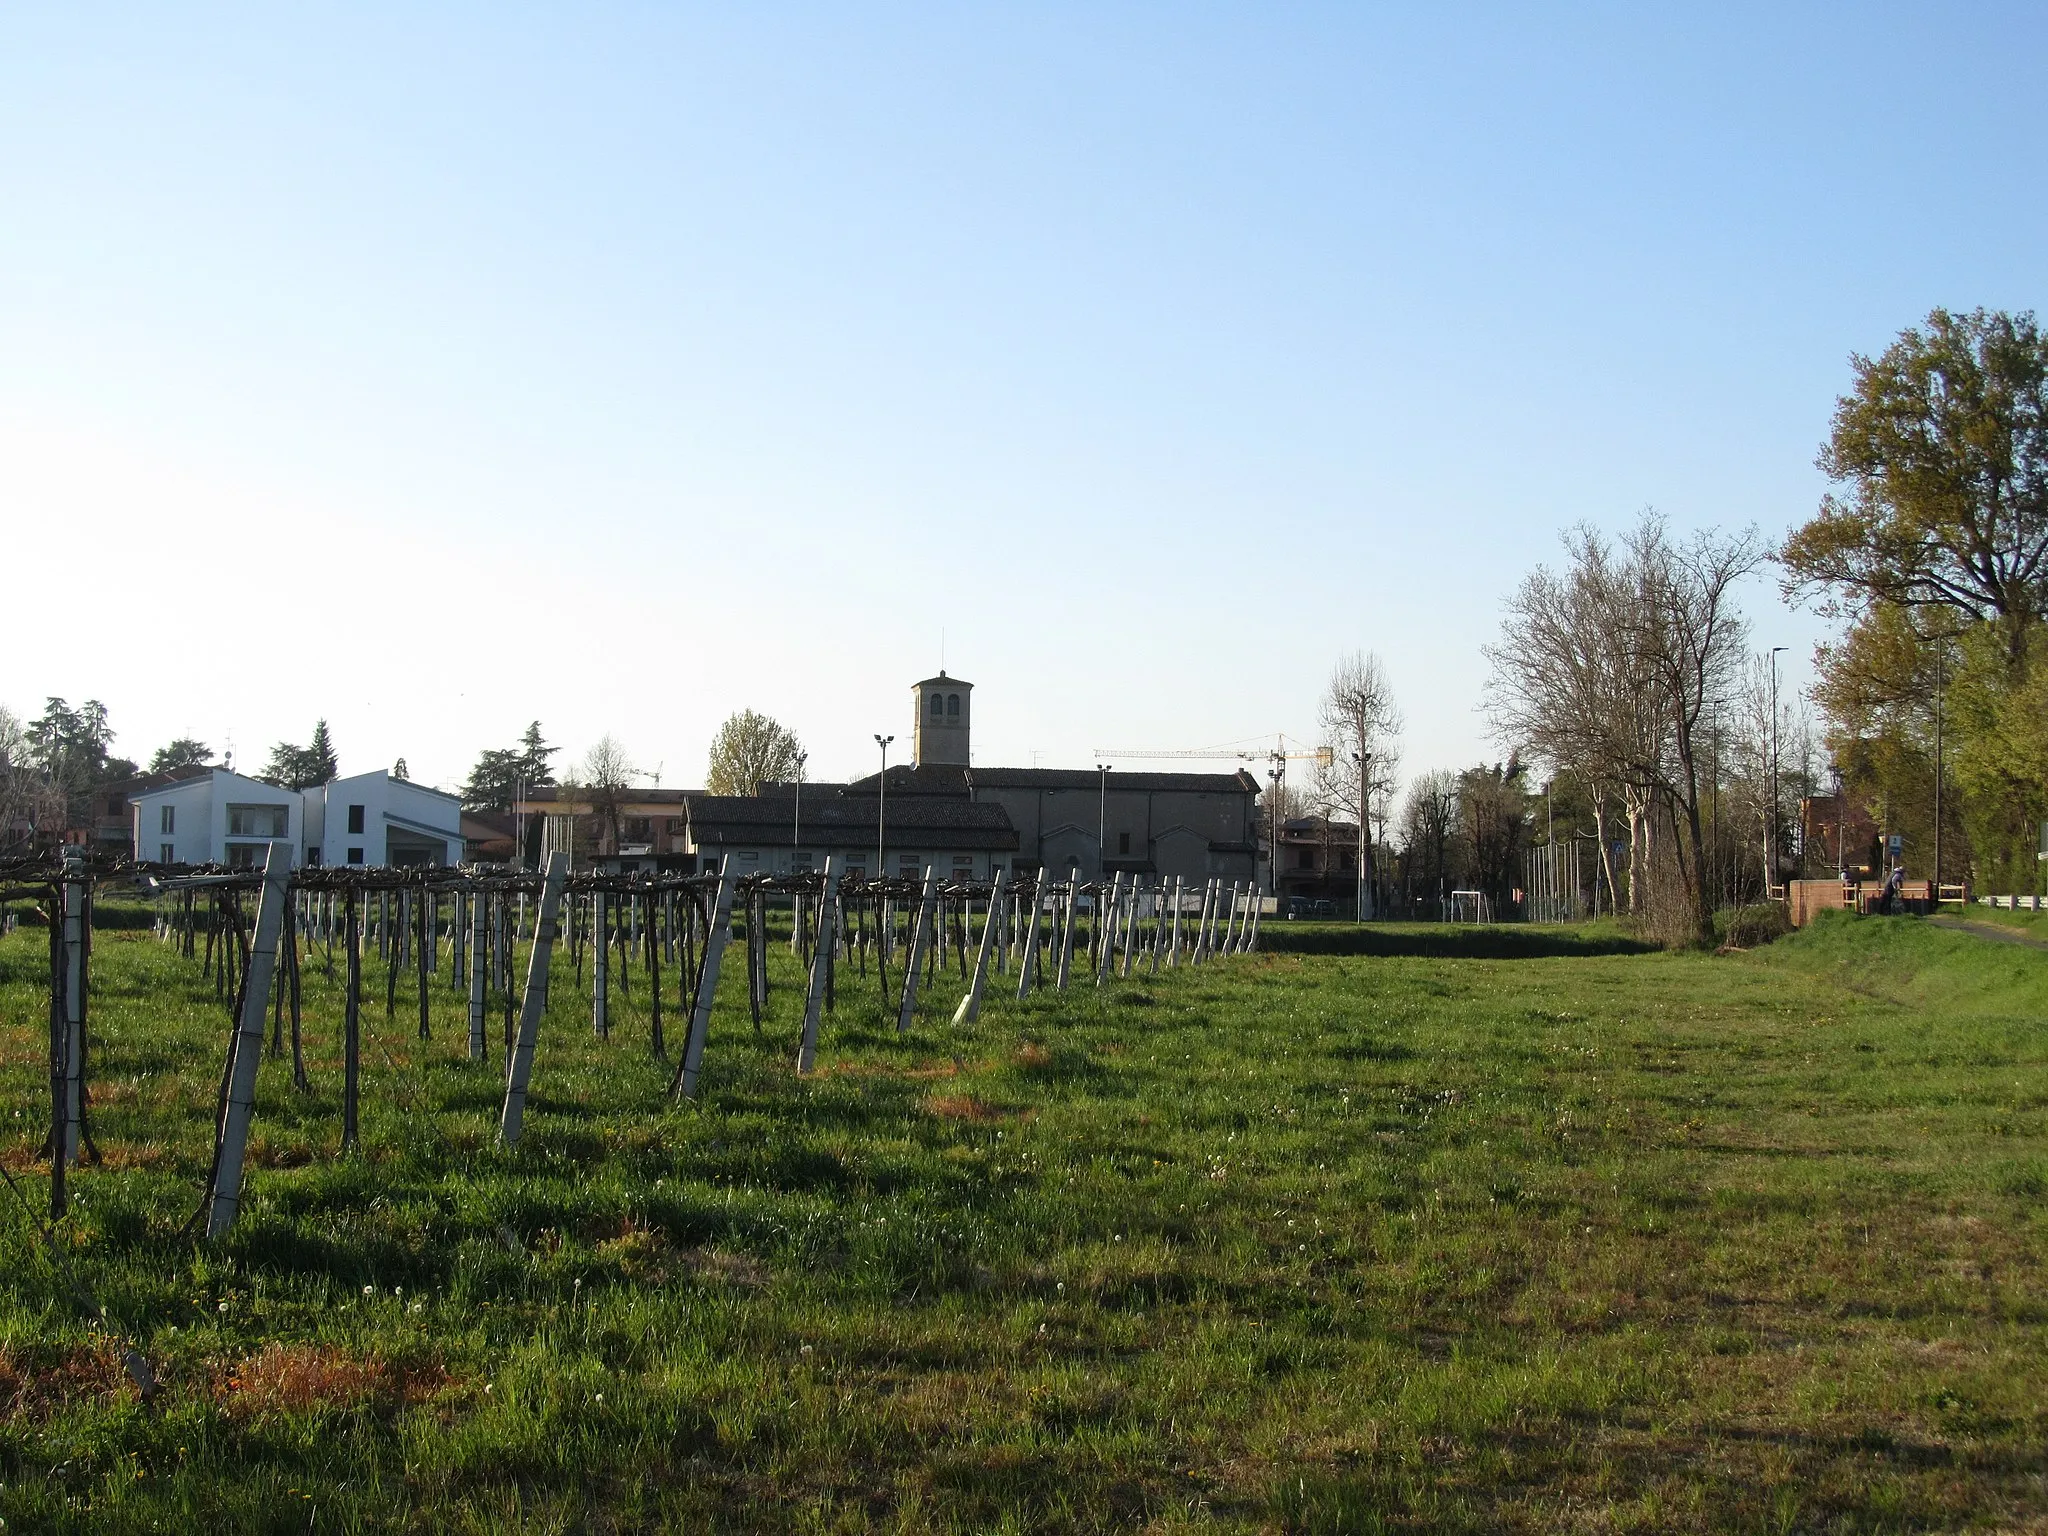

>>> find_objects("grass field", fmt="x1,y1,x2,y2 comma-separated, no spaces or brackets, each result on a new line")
0,906,2042,1533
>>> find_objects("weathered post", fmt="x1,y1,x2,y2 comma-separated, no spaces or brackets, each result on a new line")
53,849,87,1177
343,887,362,1151
795,857,841,1074
1016,868,1047,1000
1055,877,1079,992
1246,881,1266,951
672,858,740,1100
591,889,610,1039
954,865,1007,1025
1096,870,1124,985
498,853,570,1146
204,841,292,1238
1121,879,1142,977
466,881,489,1062
896,865,939,1032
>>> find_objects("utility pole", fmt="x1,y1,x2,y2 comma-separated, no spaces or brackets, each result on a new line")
874,735,894,879
1268,755,1285,899
1769,647,1787,897
1354,750,1371,923
1096,764,1113,879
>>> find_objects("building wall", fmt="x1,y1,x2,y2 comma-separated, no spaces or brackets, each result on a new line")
130,770,302,867
973,783,1256,881
314,772,462,867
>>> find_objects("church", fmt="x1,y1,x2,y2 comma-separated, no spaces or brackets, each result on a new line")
831,673,1261,885
518,673,1261,884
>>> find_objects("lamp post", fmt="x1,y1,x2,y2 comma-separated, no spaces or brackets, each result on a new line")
793,751,808,856
1933,644,1945,895
1096,764,1113,878
1769,646,1787,896
874,735,894,880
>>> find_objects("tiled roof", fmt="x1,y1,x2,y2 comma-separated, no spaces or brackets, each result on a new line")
685,793,1017,852
969,767,1260,794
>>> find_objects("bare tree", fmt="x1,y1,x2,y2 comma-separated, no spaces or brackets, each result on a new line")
1314,652,1403,916
1625,515,1763,941
1488,513,1760,939
1485,524,1662,913
581,734,639,856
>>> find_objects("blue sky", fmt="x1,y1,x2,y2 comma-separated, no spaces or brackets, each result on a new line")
4,6,2043,799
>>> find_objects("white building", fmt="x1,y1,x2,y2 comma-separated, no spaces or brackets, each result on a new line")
129,768,462,868
304,771,464,867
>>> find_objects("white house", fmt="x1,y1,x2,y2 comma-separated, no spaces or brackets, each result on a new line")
130,768,463,868
304,771,463,867
129,769,305,869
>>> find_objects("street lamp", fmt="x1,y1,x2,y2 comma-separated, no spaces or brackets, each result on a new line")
793,751,808,855
874,735,894,880
1096,764,1113,878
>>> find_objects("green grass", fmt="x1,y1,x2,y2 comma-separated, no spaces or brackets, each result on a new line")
0,908,2042,1532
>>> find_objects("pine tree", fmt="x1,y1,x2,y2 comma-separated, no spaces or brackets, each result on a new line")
305,720,339,783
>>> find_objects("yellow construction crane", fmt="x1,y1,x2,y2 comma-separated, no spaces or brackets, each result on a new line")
1091,737,1333,771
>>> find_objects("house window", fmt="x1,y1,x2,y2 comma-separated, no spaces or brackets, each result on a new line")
947,694,960,717
106,794,123,814
664,817,685,835
899,855,920,878
740,850,759,862
160,805,175,835
624,818,652,841
1118,832,1131,855
929,693,944,719
225,843,270,869
159,843,174,864
791,851,815,870
305,847,322,866
953,856,974,877
226,804,289,838
347,847,365,865
1298,850,1313,869
347,804,365,835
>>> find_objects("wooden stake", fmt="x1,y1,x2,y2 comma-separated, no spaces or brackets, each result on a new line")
204,841,292,1237
672,858,739,1100
896,865,938,1032
498,853,570,1146
795,857,841,1074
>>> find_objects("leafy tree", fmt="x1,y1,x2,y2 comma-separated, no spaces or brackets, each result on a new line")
1783,310,2048,886
24,697,122,826
1783,308,2048,661
462,722,560,811
1458,758,1533,908
518,721,558,787
148,738,214,773
263,720,339,791
705,710,804,797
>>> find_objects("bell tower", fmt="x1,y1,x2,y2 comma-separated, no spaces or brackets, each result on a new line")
912,672,972,767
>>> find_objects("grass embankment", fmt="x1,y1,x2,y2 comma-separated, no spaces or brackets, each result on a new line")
0,910,2041,1532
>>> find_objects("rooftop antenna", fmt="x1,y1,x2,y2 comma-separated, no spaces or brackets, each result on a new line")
941,626,946,672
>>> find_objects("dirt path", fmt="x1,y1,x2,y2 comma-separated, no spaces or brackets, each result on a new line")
1928,914,2048,951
